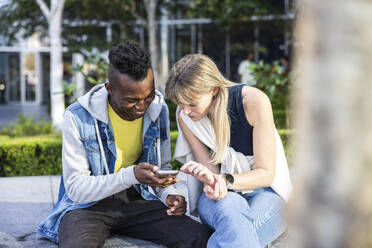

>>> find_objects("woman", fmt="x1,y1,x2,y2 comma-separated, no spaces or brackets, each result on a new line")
165,54,292,248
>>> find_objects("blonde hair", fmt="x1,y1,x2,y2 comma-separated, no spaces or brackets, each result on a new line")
165,54,236,164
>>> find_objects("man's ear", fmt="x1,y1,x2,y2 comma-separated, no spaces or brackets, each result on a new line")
105,82,112,94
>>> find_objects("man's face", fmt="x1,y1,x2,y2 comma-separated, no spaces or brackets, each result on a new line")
105,69,155,121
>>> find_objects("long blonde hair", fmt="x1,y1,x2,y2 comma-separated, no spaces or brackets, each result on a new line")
165,54,236,164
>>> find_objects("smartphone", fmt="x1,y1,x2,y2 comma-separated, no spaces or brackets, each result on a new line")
155,170,179,177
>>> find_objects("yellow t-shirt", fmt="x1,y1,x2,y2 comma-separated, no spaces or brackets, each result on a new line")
107,103,143,172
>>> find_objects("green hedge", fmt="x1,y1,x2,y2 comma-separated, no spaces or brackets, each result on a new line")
166,100,178,131
0,114,55,137
0,135,62,177
273,109,288,130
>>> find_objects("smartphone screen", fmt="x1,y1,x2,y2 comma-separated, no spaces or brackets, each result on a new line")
155,170,179,177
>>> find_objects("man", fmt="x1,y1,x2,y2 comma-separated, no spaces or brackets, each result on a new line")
237,52,255,85
38,41,209,248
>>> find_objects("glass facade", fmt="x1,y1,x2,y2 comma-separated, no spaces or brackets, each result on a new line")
0,53,6,103
8,53,20,102
23,52,37,102
41,53,50,105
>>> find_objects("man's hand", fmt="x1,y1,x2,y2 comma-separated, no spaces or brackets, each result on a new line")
134,162,178,188
166,195,187,216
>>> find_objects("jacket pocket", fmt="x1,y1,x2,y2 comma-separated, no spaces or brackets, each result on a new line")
83,139,110,175
84,139,101,153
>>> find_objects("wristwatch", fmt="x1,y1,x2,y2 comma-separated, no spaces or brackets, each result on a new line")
224,173,234,185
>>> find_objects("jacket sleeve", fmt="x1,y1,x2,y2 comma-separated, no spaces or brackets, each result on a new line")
62,110,139,204
153,103,185,204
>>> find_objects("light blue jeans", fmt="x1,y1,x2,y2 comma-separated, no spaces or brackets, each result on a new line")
198,187,287,248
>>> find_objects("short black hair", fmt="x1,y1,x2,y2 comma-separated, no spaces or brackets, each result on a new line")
108,41,151,81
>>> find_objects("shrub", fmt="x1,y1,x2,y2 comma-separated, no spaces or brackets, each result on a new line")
0,135,11,143
0,135,62,177
251,60,292,129
273,109,287,131
0,115,55,137
166,100,178,131
170,131,183,169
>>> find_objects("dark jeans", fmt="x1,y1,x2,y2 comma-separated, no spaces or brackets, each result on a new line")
58,187,209,248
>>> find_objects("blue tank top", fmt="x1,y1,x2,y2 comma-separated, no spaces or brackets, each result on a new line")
227,84,253,156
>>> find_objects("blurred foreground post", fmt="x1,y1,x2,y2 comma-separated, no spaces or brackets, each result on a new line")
36,0,65,130
290,0,372,247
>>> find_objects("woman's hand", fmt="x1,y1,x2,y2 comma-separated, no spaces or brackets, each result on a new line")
203,174,228,201
181,161,228,200
181,161,215,185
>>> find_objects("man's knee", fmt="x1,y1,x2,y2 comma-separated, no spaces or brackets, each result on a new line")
163,216,210,248
58,210,109,248
185,219,209,247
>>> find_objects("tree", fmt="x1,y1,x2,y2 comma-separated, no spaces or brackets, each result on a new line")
289,0,372,247
188,0,278,29
62,0,138,52
0,0,139,52
36,0,65,130
143,0,159,84
122,0,161,87
0,1,47,44
251,60,292,128
0,0,164,86
187,0,286,78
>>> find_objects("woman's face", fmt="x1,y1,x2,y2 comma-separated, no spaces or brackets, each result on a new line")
179,89,216,121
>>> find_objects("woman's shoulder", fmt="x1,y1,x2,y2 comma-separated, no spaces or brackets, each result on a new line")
241,85,271,107
241,85,272,124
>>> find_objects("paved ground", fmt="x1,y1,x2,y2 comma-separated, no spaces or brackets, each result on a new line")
0,176,60,248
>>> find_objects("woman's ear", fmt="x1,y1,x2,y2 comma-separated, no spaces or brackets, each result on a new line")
212,86,220,97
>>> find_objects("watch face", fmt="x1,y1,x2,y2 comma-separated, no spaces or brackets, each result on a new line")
225,173,234,184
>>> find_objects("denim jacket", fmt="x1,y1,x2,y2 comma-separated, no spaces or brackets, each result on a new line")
37,84,180,243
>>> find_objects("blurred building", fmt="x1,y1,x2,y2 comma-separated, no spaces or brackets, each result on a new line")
0,0,295,127
0,33,53,127
152,0,295,82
